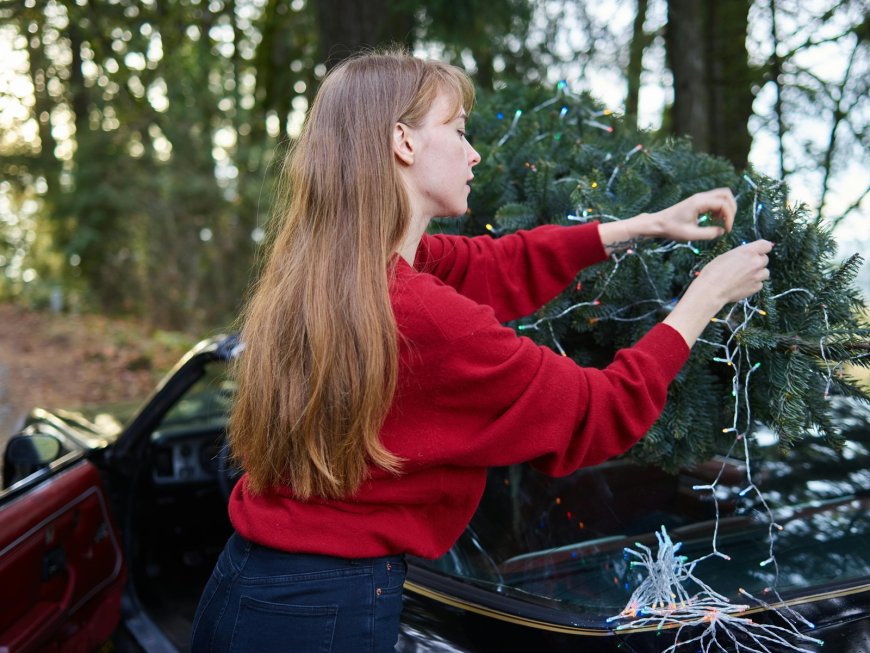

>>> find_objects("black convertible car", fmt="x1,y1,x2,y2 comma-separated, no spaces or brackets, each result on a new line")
1,334,868,652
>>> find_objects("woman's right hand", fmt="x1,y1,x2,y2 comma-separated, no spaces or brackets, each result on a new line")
692,239,773,305
663,239,773,347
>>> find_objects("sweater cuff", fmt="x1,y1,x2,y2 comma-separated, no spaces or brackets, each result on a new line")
633,322,691,382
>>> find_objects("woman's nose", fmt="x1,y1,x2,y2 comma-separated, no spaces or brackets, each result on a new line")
468,144,481,167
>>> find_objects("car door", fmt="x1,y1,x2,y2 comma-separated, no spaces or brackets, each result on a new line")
0,422,125,653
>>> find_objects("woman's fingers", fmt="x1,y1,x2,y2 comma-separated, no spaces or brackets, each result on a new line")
664,239,771,347
683,189,735,240
695,239,773,304
703,188,736,231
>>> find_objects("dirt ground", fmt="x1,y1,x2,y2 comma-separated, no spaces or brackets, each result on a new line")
0,303,196,449
1,301,867,450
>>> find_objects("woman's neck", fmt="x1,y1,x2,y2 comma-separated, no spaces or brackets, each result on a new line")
397,212,431,266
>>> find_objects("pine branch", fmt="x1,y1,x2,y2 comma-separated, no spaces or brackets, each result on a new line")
466,82,869,469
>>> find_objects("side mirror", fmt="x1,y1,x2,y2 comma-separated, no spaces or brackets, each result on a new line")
3,434,65,489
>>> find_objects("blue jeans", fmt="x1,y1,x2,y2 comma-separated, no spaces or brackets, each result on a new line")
190,532,406,652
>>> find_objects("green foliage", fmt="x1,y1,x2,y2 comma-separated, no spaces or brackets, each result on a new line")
0,0,555,330
405,0,536,87
461,81,870,470
0,0,300,328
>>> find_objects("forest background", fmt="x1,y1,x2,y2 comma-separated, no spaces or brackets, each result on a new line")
0,0,867,333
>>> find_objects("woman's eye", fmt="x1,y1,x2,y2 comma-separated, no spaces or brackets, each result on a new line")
459,130,472,143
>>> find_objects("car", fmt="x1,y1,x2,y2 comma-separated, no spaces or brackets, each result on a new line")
1,333,868,652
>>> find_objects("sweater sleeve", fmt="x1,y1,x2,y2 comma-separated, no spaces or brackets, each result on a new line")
390,275,690,476
413,223,608,323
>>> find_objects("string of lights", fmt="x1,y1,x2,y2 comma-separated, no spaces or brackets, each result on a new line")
516,228,699,341
606,527,824,653
601,297,826,650
494,79,616,151
600,182,824,649
490,87,861,649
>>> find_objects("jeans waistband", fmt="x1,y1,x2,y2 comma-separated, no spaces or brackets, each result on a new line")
226,531,405,575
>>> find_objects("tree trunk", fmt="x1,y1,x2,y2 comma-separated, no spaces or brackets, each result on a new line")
626,0,649,131
706,0,753,169
314,0,414,69
665,0,754,168
666,0,709,151
25,25,61,197
67,24,89,141
769,0,785,178
475,46,495,92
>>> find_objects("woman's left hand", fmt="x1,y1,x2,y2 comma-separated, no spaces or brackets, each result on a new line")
647,187,736,243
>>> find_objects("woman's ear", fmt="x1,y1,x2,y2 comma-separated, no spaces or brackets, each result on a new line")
393,122,415,166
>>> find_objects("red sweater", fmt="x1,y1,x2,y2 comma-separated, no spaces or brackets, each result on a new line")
229,223,690,559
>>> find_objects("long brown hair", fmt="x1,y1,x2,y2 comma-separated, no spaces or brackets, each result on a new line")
229,51,475,499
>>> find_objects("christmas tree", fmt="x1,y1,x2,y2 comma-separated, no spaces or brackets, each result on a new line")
443,81,870,471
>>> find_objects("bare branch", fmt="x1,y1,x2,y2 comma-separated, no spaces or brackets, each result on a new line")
774,26,859,63
818,41,861,221
828,185,870,228
769,0,785,179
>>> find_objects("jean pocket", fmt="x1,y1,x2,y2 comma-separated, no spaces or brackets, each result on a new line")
230,596,338,653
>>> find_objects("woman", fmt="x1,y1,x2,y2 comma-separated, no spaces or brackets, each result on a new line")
191,51,771,652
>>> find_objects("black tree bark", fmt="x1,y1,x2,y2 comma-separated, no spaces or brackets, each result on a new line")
707,0,754,169
314,0,414,69
626,0,649,131
665,0,754,168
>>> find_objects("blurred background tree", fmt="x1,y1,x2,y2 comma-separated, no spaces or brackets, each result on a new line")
0,0,866,330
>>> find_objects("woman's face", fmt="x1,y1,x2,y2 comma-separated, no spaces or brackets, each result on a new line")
399,92,481,220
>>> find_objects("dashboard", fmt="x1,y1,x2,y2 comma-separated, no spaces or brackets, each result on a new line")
150,427,225,485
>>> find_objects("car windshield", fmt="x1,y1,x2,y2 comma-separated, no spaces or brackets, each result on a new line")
153,364,236,434
414,396,870,626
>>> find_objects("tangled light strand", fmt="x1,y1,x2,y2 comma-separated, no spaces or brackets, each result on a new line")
493,82,864,650
607,527,823,653
607,183,826,650
606,307,822,649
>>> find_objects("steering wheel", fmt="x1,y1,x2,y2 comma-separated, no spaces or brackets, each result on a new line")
217,441,243,502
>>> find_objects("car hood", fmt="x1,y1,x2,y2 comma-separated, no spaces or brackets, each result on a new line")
24,400,139,451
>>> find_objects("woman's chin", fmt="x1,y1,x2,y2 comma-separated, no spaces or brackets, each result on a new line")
434,204,468,219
